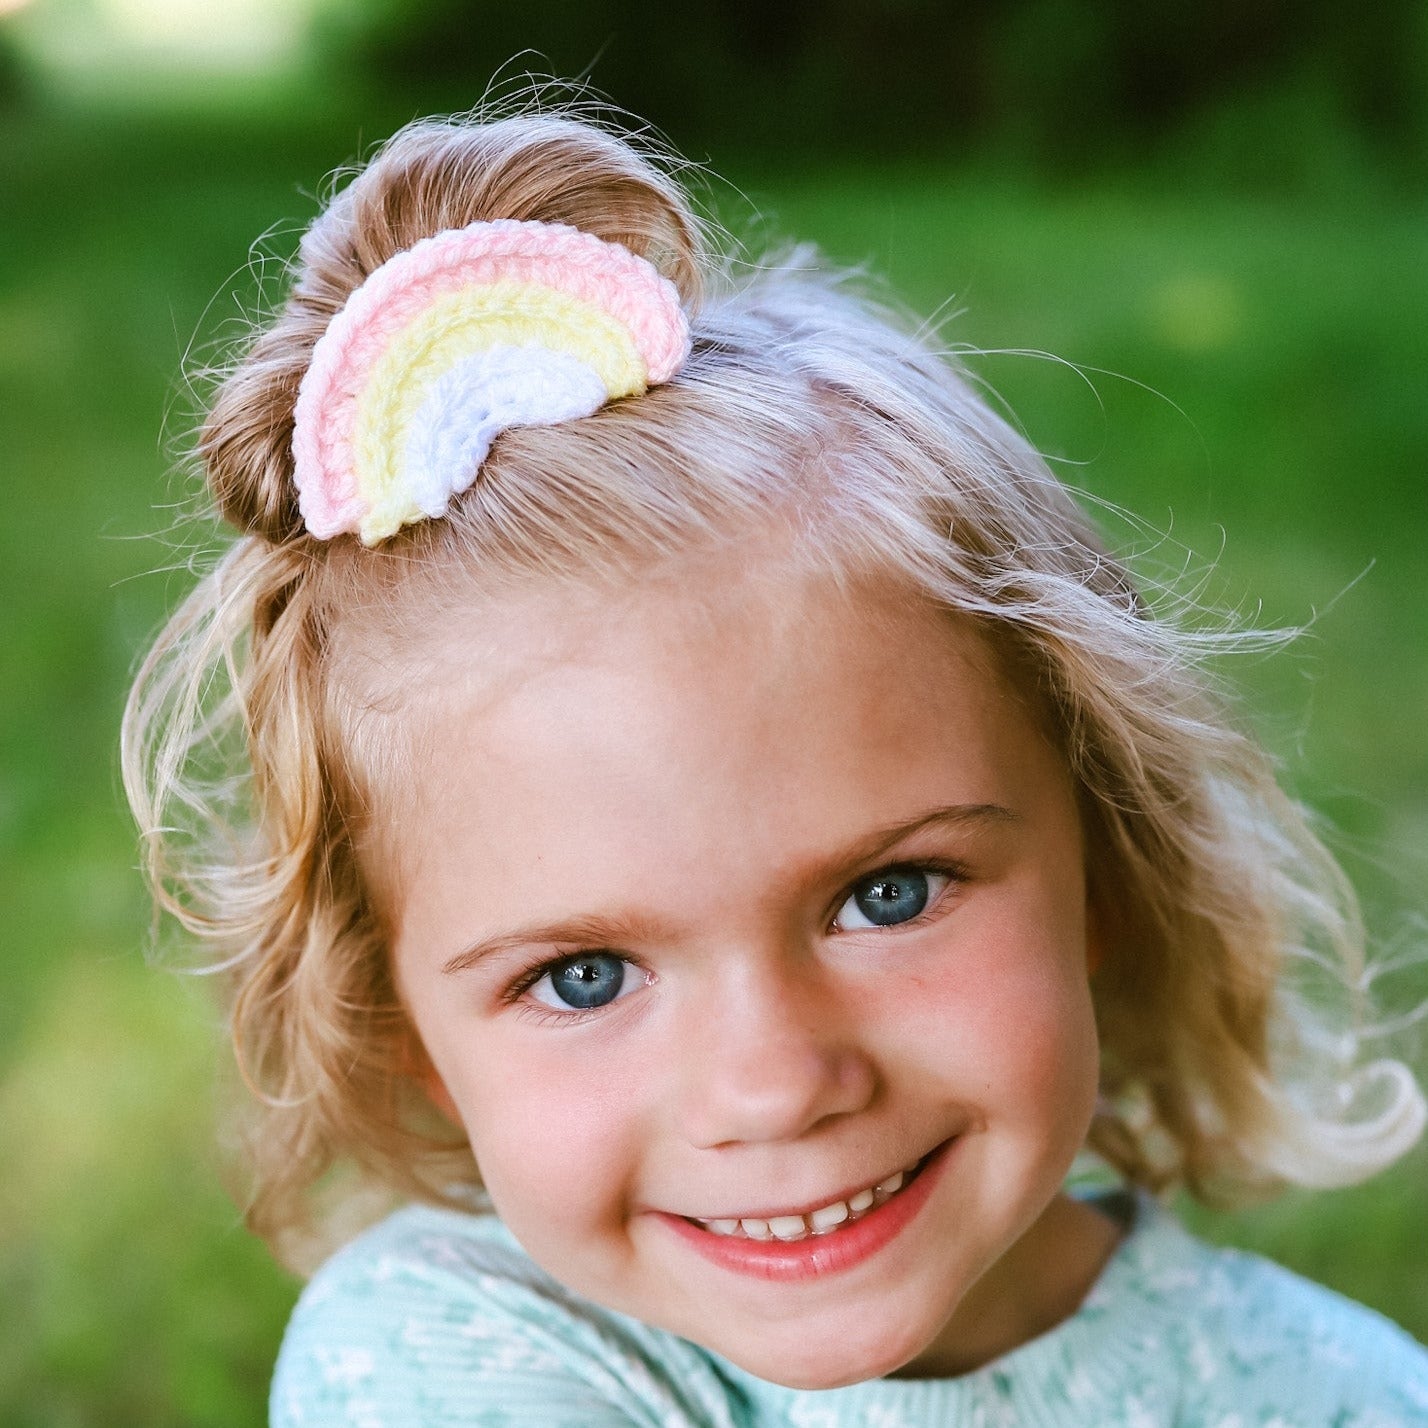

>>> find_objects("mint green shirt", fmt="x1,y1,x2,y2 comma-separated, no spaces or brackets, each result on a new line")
271,1191,1428,1425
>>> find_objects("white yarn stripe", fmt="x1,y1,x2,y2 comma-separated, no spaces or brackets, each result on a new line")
401,345,610,518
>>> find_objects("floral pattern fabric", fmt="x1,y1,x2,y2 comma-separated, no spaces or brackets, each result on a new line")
271,1191,1428,1427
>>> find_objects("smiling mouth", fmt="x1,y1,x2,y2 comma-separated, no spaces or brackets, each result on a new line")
685,1153,931,1244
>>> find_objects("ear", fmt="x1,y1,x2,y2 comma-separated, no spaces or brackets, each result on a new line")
398,1032,463,1124
416,1056,459,1119
420,1063,462,1124
1084,888,1106,978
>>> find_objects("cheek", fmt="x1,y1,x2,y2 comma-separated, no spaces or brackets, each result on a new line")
893,917,1100,1123
1001,966,1100,1135
444,1028,653,1243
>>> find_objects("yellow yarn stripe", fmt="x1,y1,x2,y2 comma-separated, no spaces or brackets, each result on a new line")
352,282,647,527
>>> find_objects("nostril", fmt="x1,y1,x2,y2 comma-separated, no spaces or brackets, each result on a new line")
681,1022,877,1150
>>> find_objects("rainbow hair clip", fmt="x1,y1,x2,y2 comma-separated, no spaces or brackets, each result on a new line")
292,219,690,545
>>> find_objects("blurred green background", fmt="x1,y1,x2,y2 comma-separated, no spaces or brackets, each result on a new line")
2,1,1426,1423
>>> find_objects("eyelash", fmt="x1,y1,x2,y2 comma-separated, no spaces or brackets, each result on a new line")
502,956,651,1028
828,858,965,934
503,858,967,1024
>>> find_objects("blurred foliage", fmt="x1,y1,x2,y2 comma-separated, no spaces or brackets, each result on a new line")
316,0,1428,172
0,31,31,111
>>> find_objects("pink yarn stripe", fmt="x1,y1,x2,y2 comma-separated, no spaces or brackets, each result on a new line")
293,220,689,537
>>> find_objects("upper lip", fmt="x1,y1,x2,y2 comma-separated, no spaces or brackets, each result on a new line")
674,1142,942,1222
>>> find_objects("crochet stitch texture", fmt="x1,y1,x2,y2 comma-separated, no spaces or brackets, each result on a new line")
292,219,690,545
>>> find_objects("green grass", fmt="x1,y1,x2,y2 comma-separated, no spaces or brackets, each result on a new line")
2,97,1425,1424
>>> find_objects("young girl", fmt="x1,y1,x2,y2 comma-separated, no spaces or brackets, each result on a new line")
124,103,1428,1424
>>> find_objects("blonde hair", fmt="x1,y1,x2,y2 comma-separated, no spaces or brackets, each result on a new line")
123,102,1424,1263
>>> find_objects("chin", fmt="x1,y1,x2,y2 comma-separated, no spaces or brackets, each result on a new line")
715,1317,933,1390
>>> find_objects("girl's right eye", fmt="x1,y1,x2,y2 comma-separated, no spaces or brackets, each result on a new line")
528,951,639,1012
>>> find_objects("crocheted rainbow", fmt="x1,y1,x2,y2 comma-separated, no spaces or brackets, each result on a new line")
292,219,690,545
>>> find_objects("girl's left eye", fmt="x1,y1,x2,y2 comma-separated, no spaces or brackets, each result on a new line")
833,865,952,931
528,952,641,1012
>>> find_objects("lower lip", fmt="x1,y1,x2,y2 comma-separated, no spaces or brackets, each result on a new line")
654,1139,955,1283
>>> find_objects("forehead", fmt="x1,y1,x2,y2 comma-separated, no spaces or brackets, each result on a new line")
351,554,1070,919
398,559,1005,767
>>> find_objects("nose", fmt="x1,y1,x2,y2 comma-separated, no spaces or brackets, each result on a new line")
677,951,877,1149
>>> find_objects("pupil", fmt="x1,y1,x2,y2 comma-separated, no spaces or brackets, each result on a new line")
551,953,625,1009
854,869,929,926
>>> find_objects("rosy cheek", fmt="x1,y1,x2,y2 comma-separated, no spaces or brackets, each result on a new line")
460,1035,648,1225
895,931,1094,1094
997,973,1101,1138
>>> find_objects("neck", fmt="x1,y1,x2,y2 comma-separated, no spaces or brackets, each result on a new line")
894,1191,1125,1378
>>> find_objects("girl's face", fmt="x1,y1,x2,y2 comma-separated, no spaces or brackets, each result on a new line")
387,557,1115,1388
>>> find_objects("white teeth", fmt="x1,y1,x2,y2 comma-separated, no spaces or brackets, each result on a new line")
768,1215,806,1241
697,1159,921,1241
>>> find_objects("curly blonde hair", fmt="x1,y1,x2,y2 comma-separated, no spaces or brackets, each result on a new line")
123,102,1424,1266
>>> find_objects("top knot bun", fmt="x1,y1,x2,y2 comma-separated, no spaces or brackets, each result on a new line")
200,115,707,544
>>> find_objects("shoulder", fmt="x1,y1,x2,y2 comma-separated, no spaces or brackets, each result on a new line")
1197,1236,1428,1412
269,1203,741,1428
1100,1194,1428,1423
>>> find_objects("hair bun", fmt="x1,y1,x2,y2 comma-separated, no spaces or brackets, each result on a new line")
200,114,706,544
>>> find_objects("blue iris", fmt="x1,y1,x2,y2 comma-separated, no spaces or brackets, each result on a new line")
850,868,930,926
548,952,627,1009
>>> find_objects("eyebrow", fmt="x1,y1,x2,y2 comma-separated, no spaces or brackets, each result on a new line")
439,801,1017,976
